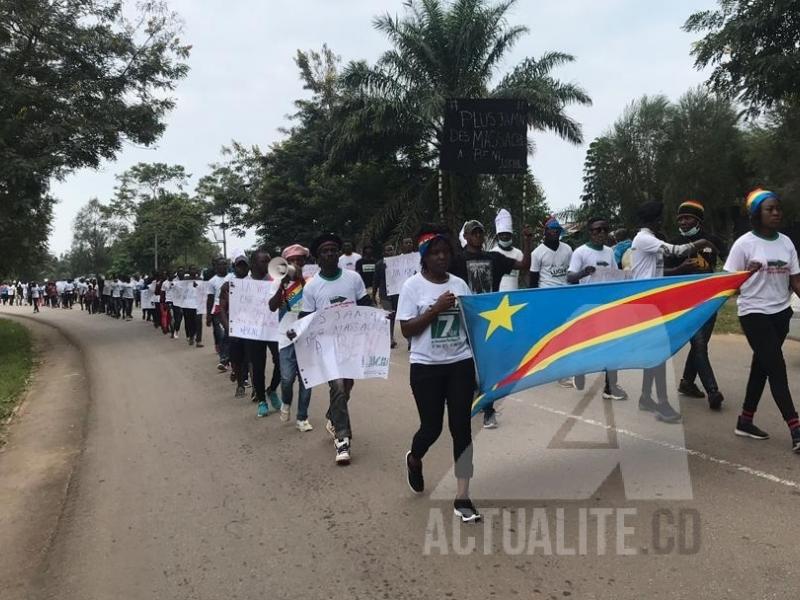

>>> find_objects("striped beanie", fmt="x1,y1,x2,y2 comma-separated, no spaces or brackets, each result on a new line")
746,189,777,215
677,200,704,222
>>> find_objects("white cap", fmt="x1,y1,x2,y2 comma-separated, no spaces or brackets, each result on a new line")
495,208,513,234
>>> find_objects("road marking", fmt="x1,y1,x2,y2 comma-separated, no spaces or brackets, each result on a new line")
523,399,800,491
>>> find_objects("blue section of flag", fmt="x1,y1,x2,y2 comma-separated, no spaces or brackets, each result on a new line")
458,272,747,416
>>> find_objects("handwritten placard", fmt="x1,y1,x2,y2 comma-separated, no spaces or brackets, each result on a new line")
384,252,420,296
194,281,209,315
181,281,200,310
228,278,279,341
141,289,152,309
441,98,528,174
289,306,391,388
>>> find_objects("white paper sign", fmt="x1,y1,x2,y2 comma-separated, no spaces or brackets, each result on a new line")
171,281,188,307
141,289,152,309
290,306,390,388
385,252,419,296
228,278,280,341
195,281,209,315
181,281,199,310
302,264,320,279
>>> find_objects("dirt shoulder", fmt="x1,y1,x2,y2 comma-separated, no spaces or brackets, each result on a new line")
0,315,90,600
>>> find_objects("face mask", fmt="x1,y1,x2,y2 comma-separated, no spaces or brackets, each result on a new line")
680,225,700,237
498,238,513,249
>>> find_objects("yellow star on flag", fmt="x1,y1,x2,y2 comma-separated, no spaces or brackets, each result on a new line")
479,295,527,340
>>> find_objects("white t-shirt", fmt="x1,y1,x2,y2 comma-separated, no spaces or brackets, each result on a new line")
208,273,233,311
397,273,473,365
631,228,693,280
164,280,175,303
302,269,367,312
491,245,524,291
568,244,619,284
338,252,362,272
111,281,121,297
121,282,134,299
530,242,572,287
723,232,800,316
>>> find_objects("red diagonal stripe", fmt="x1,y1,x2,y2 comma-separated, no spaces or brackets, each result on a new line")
498,272,749,388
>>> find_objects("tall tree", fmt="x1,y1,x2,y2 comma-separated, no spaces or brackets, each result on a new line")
684,0,800,114
335,0,591,231
69,199,116,275
0,0,190,274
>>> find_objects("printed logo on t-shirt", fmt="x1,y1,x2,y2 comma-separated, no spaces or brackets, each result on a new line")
548,265,568,278
466,259,493,294
328,295,348,305
430,309,461,342
597,261,610,267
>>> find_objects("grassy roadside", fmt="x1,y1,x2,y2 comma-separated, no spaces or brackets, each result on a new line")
714,297,742,335
0,319,34,439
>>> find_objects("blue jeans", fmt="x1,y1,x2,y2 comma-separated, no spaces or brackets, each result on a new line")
280,345,311,421
211,314,229,363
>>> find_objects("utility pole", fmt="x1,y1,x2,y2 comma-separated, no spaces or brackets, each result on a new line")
154,232,159,272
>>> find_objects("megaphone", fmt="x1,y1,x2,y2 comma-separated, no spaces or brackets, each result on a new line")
268,257,296,281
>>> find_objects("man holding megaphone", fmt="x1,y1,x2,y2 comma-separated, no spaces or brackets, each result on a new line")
268,245,314,432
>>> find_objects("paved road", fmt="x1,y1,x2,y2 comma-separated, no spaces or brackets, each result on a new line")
2,304,800,600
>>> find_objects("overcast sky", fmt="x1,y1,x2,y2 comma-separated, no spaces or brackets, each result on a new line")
48,0,715,256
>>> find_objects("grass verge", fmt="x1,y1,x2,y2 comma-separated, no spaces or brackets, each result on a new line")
714,297,742,335
0,319,34,437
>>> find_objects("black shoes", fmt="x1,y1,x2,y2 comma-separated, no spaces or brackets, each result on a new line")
405,451,424,494
678,379,705,398
453,498,482,523
708,391,724,411
734,419,769,440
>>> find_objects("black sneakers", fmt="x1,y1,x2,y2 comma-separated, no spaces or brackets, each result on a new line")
791,428,800,454
654,401,682,424
734,419,769,440
405,451,424,494
708,391,724,411
638,396,658,413
678,379,705,398
454,498,482,523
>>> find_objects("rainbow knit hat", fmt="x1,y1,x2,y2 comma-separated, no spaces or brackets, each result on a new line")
746,189,777,215
677,200,705,222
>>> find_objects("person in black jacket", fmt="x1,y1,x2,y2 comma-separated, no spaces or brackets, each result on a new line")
664,200,728,411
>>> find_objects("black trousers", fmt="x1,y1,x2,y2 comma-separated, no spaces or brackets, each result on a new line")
244,340,281,402
740,308,797,421
682,314,719,393
171,305,183,334
183,308,197,340
410,359,475,479
123,298,133,318
229,337,247,387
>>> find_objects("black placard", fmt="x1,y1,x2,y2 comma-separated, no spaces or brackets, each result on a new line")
440,98,528,174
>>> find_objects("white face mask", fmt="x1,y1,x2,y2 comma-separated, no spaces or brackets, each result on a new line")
680,225,700,237
498,237,513,249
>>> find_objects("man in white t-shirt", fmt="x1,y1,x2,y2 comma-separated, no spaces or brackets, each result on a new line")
630,201,716,424
337,240,361,271
530,217,572,288
491,209,524,291
291,232,372,466
567,217,628,400
206,257,232,370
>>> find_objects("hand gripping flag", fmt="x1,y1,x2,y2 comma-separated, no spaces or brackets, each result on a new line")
459,272,751,416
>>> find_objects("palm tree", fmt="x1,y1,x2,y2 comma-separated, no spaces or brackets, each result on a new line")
334,0,591,234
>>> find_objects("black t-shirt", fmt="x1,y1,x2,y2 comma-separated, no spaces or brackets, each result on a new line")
450,250,517,293
664,229,728,274
356,258,377,288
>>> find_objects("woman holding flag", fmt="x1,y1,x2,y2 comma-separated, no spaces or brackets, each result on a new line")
398,225,481,524
724,189,800,452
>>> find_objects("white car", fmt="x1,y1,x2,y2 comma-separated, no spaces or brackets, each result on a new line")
791,295,800,341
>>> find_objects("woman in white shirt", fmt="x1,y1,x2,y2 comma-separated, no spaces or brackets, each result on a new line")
397,225,480,523
724,189,800,452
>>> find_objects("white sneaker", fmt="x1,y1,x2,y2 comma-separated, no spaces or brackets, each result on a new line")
335,438,351,465
325,419,336,439
280,403,290,422
558,377,574,389
296,419,313,432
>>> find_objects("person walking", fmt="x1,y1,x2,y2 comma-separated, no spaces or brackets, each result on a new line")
724,189,800,452
398,224,481,523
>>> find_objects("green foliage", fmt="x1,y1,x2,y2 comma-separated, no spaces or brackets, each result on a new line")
685,0,800,114
581,89,749,235
0,0,190,276
0,319,33,433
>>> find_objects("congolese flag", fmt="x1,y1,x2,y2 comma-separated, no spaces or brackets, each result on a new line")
459,272,751,416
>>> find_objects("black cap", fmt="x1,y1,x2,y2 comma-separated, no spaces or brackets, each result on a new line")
310,232,343,257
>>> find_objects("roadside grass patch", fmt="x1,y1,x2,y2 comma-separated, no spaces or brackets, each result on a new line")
0,319,34,436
